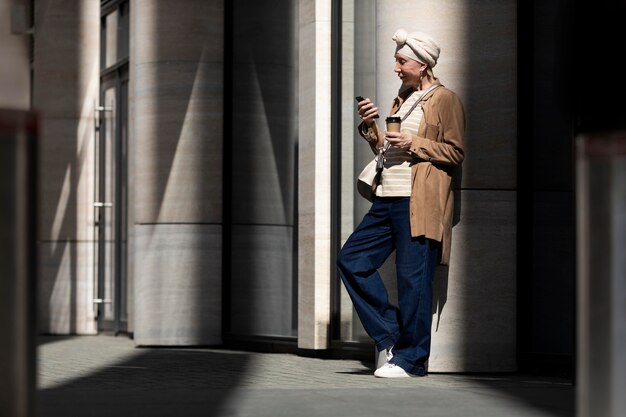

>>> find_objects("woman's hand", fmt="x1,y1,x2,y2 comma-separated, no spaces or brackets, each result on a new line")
357,98,379,124
385,131,412,150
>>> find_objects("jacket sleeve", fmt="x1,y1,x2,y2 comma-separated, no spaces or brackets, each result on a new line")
409,92,465,166
358,121,385,155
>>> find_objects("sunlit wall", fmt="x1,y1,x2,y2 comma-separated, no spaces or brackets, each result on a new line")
34,0,100,335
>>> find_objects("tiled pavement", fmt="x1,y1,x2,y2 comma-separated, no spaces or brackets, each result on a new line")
37,334,574,417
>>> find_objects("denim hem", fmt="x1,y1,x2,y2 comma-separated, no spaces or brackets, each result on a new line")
389,357,427,377
375,333,399,352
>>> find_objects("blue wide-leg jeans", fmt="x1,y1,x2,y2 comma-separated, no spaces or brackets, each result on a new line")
337,197,439,376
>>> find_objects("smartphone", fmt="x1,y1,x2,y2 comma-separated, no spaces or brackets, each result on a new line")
355,96,379,118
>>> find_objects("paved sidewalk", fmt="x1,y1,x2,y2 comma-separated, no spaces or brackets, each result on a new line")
38,335,574,417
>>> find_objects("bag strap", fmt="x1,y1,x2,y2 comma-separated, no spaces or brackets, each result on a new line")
381,83,442,154
399,83,441,122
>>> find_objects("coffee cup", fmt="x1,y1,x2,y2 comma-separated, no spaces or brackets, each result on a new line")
385,116,401,132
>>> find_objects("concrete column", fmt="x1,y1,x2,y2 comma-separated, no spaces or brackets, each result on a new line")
0,111,37,417
576,133,626,417
132,0,224,345
229,0,298,337
33,0,100,334
298,0,333,349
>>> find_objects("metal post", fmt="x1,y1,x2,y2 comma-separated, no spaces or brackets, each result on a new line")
0,110,38,417
576,131,626,417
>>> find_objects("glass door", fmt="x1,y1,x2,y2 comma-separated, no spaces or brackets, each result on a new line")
95,0,129,334
332,0,381,351
95,70,128,333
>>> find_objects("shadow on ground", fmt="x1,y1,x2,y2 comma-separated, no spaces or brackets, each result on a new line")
38,346,252,417
465,374,574,417
37,335,79,346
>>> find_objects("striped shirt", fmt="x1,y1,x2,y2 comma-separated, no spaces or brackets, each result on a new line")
375,90,424,197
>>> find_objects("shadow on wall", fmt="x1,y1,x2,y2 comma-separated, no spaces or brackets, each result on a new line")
432,157,463,331
36,0,91,335
38,345,251,417
131,0,225,345
137,2,219,223
227,0,298,337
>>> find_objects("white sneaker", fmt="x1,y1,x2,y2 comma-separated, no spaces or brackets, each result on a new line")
386,346,394,362
375,346,394,369
374,363,416,378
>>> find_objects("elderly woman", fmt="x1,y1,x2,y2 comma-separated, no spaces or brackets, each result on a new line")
337,29,465,378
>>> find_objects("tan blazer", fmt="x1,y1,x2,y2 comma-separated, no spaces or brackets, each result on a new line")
358,83,465,265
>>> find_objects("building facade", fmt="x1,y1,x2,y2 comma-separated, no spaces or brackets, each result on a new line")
2,0,576,374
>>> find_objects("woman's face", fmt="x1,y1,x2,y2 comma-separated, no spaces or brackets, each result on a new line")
394,53,426,89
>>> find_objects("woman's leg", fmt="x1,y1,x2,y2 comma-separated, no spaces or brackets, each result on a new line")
387,198,439,376
336,198,399,351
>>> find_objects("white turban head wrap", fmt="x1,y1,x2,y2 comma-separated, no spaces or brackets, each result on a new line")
392,29,440,68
